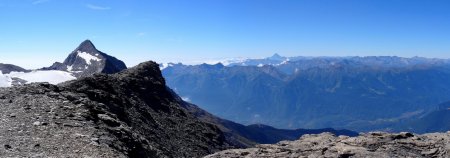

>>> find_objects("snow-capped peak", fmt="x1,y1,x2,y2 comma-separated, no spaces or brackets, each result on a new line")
159,57,250,69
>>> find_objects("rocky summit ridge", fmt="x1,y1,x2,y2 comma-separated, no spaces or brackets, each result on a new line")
0,61,231,157
0,63,29,74
0,59,359,157
3,47,449,157
206,132,450,158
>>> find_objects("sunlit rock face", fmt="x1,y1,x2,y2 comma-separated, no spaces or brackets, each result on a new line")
206,132,450,158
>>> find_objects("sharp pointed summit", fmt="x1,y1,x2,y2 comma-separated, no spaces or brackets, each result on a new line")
267,53,285,61
75,39,97,53
272,53,282,58
43,40,127,78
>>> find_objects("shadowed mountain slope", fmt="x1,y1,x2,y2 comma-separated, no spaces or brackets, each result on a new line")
0,63,28,74
163,57,450,132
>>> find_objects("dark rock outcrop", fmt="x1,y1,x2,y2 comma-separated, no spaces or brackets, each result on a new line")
0,61,231,157
42,40,127,78
0,63,28,74
206,132,450,158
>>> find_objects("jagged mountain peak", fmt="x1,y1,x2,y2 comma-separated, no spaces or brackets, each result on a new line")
118,61,165,86
271,53,282,58
75,39,97,53
43,40,127,78
267,53,285,61
1,60,233,157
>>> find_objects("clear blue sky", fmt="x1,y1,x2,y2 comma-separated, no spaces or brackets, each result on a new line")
1,0,450,69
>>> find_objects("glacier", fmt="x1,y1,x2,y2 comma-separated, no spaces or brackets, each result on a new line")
0,70,76,87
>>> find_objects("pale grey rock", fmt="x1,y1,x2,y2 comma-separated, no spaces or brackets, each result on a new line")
206,132,450,158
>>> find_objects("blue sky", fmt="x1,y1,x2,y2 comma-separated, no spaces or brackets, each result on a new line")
1,0,450,68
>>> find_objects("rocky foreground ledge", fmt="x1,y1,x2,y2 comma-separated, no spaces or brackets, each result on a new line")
206,132,450,158
0,61,231,157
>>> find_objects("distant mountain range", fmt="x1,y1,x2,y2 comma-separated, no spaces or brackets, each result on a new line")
3,40,450,157
4,44,450,134
162,54,450,132
0,41,357,150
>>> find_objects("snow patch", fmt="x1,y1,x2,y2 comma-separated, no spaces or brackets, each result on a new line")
181,96,191,102
159,63,169,70
275,59,289,66
77,51,101,65
67,65,73,71
5,70,76,85
160,63,180,70
0,71,12,87
160,57,249,67
219,58,249,66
